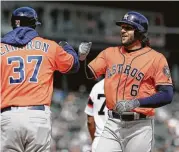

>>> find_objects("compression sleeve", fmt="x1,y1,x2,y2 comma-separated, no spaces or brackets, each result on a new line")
59,41,80,73
63,44,80,73
138,85,173,108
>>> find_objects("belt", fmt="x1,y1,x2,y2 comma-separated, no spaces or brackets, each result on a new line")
108,111,147,121
1,105,45,113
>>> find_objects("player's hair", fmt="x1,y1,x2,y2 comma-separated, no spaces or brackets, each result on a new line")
135,32,150,47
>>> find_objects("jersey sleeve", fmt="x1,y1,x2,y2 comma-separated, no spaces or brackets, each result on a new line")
84,86,96,116
88,50,107,79
153,54,173,86
54,45,74,73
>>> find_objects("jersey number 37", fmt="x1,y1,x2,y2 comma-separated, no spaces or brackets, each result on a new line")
7,55,43,84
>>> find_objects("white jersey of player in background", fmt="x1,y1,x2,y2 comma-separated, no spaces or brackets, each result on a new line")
85,79,108,151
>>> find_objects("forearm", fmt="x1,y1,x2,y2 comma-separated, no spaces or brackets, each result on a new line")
59,41,80,73
115,85,174,113
138,85,173,108
63,44,80,73
88,123,95,141
87,115,96,141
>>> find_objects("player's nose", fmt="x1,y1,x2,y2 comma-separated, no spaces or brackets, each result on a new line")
121,27,127,33
121,28,127,35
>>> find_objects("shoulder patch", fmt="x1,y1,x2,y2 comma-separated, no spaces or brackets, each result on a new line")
163,65,171,78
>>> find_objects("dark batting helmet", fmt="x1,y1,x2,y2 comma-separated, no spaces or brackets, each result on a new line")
116,11,148,33
116,11,150,46
11,6,41,29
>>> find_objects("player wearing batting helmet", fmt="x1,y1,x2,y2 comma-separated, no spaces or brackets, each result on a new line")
1,6,91,151
11,6,41,29
79,11,173,152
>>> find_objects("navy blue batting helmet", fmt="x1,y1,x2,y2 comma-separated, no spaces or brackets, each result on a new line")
116,11,148,33
11,7,41,29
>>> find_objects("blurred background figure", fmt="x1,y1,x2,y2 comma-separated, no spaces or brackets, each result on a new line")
1,1,179,152
84,78,108,152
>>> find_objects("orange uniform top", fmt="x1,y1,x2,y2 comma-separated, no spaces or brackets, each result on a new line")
1,37,75,109
88,46,172,116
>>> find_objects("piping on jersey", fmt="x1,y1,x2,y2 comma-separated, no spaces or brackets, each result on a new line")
116,47,125,104
115,47,153,104
122,48,153,100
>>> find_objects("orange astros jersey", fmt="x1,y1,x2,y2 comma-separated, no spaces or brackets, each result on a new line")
1,37,74,109
88,46,172,116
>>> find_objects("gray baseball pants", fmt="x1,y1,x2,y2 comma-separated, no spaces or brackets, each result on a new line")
95,116,154,152
1,106,52,152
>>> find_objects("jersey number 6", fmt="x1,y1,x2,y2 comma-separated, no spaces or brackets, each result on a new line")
7,55,43,84
131,84,139,96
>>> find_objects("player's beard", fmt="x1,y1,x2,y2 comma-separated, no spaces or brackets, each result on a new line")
122,36,138,47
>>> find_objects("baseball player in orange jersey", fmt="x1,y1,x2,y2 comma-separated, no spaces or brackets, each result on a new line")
78,11,174,152
1,7,91,152
84,79,109,152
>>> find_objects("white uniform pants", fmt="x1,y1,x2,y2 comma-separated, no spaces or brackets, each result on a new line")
92,136,101,152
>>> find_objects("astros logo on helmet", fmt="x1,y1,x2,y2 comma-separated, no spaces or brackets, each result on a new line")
116,11,149,33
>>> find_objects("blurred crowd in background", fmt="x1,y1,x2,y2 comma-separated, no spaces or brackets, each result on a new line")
1,1,179,152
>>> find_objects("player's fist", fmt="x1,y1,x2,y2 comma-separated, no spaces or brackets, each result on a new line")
114,99,140,113
78,42,92,61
